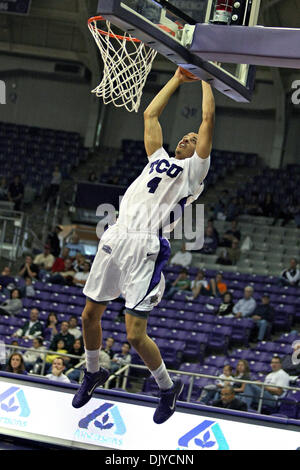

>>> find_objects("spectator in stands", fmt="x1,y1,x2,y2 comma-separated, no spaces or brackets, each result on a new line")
110,342,132,374
73,253,87,272
216,239,241,266
169,243,192,268
209,273,227,298
186,270,210,300
232,286,256,318
88,172,98,183
248,356,290,410
8,175,24,211
220,220,241,247
164,268,190,300
0,177,8,201
281,341,300,378
245,192,263,216
23,337,46,373
12,308,43,339
237,196,246,216
216,292,235,317
50,321,75,353
33,245,55,279
68,316,82,340
198,364,235,404
51,247,70,274
66,233,85,258
45,339,68,372
44,166,62,203
212,385,248,411
0,266,15,296
199,226,218,254
261,193,277,218
103,336,115,360
46,357,70,383
18,255,39,281
232,359,252,408
279,259,300,287
67,338,84,369
44,312,59,341
207,219,219,244
23,277,36,298
0,288,22,316
49,258,76,285
5,352,27,375
251,294,275,342
47,225,62,258
6,352,27,375
73,261,91,287
214,190,229,220
226,197,240,221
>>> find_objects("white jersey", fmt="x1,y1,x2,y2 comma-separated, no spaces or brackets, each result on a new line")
117,147,210,233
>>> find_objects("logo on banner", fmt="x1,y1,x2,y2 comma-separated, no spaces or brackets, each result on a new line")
74,402,126,447
0,386,30,427
177,420,229,450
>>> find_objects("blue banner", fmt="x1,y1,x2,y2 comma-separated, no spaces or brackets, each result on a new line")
0,0,31,15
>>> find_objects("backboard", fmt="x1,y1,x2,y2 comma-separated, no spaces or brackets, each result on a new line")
95,0,262,102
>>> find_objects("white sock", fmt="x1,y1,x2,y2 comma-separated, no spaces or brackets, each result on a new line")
150,361,173,391
85,348,100,373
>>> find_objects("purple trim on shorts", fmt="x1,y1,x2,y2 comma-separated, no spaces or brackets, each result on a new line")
86,297,108,306
133,237,171,310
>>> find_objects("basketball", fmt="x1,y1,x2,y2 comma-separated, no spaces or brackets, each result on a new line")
179,66,200,81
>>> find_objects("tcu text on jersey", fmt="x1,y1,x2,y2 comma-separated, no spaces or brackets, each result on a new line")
149,159,183,178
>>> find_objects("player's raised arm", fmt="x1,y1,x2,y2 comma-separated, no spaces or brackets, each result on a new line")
195,81,215,160
143,68,197,158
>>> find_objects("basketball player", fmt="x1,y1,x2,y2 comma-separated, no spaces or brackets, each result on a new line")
72,67,215,424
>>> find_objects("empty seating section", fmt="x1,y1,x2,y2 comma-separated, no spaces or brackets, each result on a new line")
0,121,88,194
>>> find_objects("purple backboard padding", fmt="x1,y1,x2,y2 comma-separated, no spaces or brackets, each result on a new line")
190,25,300,69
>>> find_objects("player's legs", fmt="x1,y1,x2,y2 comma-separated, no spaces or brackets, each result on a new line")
72,299,110,409
125,312,164,372
82,298,106,352
125,310,183,424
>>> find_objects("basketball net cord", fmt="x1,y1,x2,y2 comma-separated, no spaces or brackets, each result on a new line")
88,19,157,113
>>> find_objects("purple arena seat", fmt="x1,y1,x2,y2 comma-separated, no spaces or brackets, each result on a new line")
204,355,228,369
182,332,208,362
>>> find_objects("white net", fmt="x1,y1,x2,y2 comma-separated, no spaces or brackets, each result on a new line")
88,18,158,113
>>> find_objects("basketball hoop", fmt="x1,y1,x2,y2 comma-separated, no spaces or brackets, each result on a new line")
88,16,157,113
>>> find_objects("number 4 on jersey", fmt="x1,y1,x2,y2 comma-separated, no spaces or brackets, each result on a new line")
147,177,162,194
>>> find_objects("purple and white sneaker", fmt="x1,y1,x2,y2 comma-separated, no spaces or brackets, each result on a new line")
72,367,110,408
153,378,184,424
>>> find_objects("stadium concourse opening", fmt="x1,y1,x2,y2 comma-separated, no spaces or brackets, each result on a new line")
0,0,300,452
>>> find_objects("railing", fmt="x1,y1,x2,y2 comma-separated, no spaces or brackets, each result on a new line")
2,343,299,416
0,208,26,261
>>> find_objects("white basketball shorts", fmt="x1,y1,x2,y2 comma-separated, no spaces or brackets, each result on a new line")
83,224,171,313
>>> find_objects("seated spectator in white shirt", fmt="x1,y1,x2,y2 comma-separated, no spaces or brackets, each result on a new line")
279,258,300,287
110,342,131,374
170,243,192,268
46,357,71,383
231,286,256,318
66,233,85,258
33,245,55,273
73,262,91,287
186,270,210,300
23,337,46,372
12,308,43,339
249,356,290,409
68,316,82,340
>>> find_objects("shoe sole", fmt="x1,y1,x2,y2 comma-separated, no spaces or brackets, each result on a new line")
72,369,110,409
